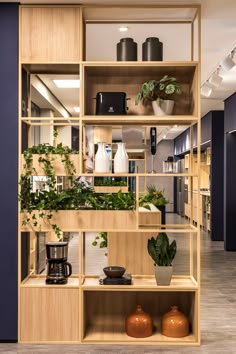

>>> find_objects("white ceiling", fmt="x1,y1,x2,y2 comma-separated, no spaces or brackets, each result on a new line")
18,0,236,139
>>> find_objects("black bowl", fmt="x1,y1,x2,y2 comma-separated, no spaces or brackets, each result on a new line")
103,266,126,278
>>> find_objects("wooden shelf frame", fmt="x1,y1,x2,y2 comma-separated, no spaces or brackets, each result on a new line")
18,3,201,345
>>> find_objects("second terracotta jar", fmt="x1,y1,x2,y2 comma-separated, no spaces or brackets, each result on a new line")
126,304,153,338
161,305,189,338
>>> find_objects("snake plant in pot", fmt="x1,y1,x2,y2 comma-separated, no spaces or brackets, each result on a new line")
135,75,182,116
147,232,177,285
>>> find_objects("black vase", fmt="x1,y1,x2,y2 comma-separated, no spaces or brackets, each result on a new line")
142,37,163,61
117,38,137,61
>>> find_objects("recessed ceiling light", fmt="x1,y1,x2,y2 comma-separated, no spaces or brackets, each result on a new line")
119,26,129,32
53,80,80,88
163,135,167,139
74,106,80,113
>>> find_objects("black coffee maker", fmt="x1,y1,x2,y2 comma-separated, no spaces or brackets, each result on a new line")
46,242,72,284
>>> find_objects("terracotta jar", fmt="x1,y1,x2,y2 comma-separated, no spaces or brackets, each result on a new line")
126,305,153,338
161,306,189,338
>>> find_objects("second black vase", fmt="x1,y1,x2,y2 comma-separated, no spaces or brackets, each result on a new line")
142,37,163,61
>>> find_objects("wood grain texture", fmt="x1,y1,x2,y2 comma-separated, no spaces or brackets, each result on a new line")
20,288,80,342
20,7,81,62
8,233,236,350
20,210,136,231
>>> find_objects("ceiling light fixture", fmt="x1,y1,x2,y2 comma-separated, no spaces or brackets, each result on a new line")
220,51,236,71
119,26,129,32
74,106,80,113
53,79,80,88
208,68,223,88
201,83,212,97
201,44,236,98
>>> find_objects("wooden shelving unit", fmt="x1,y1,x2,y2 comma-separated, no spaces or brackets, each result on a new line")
18,4,201,345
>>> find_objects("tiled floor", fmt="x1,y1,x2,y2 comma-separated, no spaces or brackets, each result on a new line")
1,214,236,353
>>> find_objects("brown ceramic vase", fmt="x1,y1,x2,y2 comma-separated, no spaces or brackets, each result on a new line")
126,305,153,338
161,305,189,338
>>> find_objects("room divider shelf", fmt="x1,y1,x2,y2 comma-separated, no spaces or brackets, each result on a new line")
18,3,201,345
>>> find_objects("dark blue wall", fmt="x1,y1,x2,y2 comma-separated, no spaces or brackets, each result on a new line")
0,3,18,341
224,93,236,250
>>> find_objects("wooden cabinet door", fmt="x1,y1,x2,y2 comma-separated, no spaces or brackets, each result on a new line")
20,7,81,62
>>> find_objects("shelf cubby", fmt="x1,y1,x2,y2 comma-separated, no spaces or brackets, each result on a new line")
82,289,198,344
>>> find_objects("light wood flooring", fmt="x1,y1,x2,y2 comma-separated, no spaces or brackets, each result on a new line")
1,214,236,353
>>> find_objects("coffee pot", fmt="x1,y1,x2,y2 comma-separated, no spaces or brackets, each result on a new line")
46,242,72,285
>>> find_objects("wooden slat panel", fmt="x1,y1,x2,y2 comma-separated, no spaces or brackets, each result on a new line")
20,288,80,342
21,210,136,231
108,232,155,275
20,7,81,62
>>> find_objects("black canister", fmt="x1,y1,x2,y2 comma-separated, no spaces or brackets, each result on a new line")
142,37,163,61
117,38,137,61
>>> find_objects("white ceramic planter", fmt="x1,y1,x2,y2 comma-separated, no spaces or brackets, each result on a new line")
152,100,174,116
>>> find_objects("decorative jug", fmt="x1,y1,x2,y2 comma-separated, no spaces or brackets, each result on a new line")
114,142,129,173
161,305,189,338
126,304,153,338
94,142,110,173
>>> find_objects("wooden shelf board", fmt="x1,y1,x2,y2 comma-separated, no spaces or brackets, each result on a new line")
82,276,198,290
21,276,80,288
82,116,198,126
22,63,80,74
82,319,196,344
83,60,198,68
79,172,198,177
82,6,199,23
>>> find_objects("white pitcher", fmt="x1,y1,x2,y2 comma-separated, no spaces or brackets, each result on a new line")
94,142,110,173
114,142,129,173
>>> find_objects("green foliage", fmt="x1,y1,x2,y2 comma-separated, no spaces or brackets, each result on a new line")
19,179,135,239
92,231,108,249
139,185,169,209
23,142,79,178
88,190,135,210
135,75,182,105
147,232,177,266
94,177,127,187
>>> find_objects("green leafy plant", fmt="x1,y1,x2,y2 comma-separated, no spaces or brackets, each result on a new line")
147,232,177,266
139,185,169,209
135,75,182,106
94,177,127,187
92,231,108,249
22,142,79,178
19,179,135,239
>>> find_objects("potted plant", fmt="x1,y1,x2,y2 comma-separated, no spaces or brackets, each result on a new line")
139,185,169,224
135,75,182,115
147,232,177,285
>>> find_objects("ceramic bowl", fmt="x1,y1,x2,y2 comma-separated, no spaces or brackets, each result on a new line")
103,266,126,278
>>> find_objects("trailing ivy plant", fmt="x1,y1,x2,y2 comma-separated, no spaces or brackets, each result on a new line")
20,128,80,239
22,142,78,178
19,179,136,239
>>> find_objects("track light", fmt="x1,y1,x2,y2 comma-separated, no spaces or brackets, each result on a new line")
208,69,223,88
220,51,236,71
201,83,212,97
